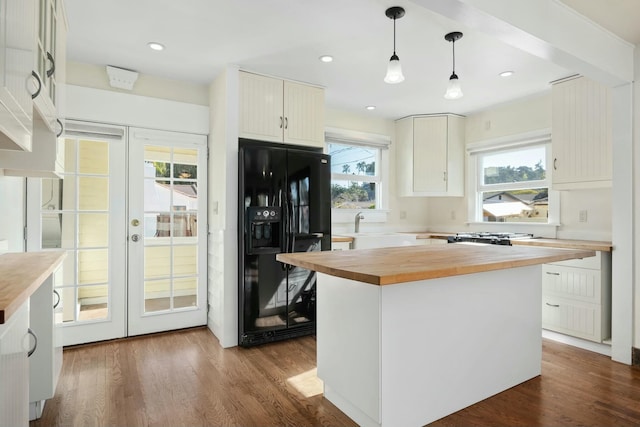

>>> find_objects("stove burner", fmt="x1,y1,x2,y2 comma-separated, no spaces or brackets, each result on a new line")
447,232,533,245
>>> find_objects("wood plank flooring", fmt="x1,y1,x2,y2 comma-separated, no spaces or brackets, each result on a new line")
30,327,640,427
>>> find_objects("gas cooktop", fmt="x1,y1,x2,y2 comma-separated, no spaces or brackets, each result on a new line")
447,232,534,246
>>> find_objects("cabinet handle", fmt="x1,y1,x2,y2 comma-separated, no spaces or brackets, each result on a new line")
46,52,56,78
545,302,560,308
53,289,61,309
553,158,557,170
443,171,447,181
31,71,42,99
56,119,64,138
545,271,560,276
280,116,283,129
284,117,288,129
27,328,38,357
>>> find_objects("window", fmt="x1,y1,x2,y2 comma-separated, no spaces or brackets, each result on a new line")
325,128,390,222
468,132,556,224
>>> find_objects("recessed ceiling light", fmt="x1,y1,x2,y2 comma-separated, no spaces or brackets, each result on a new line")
319,55,333,63
365,105,376,110
499,70,514,77
148,42,165,51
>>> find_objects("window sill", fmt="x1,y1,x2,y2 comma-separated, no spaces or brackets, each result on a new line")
332,209,389,224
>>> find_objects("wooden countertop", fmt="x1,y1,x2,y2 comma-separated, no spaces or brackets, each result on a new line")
0,251,66,324
276,244,595,286
511,238,612,252
331,235,354,243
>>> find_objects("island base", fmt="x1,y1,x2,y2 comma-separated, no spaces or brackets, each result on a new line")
317,266,542,427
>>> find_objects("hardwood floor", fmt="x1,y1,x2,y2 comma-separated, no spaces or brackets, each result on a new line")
31,327,640,427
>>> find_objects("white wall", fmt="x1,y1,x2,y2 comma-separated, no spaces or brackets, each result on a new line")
67,61,209,106
634,48,640,352
0,175,25,252
325,108,431,235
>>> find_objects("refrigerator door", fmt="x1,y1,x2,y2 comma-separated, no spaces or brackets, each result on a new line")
286,149,331,247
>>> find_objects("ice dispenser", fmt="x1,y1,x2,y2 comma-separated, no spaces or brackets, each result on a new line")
247,206,281,254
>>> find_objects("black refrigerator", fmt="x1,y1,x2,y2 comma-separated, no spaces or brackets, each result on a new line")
238,139,331,347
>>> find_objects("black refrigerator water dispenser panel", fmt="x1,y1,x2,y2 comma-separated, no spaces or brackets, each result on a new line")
247,206,282,254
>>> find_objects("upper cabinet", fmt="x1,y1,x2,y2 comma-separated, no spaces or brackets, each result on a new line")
396,114,465,197
551,75,612,190
33,0,67,134
239,71,325,148
0,0,37,151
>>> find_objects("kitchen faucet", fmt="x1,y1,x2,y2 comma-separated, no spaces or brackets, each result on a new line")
354,212,364,233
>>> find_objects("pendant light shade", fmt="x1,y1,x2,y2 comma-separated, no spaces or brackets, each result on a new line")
384,7,405,84
444,31,463,99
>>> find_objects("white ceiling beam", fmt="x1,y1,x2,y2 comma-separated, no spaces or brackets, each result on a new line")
410,0,634,86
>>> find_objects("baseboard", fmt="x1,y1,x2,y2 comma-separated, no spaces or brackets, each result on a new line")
541,329,611,357
632,347,640,366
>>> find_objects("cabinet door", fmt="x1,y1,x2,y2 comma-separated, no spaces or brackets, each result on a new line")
551,76,612,188
413,116,447,193
283,81,325,148
238,72,284,143
0,0,36,151
33,0,64,133
542,296,603,342
0,302,29,426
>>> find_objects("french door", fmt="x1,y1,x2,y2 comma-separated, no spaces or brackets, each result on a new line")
27,122,207,345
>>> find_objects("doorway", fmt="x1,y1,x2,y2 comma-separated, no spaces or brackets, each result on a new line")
27,122,208,345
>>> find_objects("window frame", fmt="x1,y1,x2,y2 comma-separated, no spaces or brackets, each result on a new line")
325,127,391,224
467,130,560,227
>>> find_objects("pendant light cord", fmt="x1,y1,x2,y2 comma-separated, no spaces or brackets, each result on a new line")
393,17,397,55
451,40,456,74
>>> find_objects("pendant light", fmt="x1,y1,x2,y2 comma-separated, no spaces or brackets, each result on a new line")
384,6,405,84
444,31,463,99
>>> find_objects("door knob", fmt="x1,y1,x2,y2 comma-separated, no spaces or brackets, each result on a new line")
131,234,141,242
131,219,140,226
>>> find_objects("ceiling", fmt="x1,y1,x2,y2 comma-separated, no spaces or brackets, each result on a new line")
64,0,639,120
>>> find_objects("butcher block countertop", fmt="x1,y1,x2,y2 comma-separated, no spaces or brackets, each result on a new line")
511,238,612,252
0,251,66,324
276,244,594,286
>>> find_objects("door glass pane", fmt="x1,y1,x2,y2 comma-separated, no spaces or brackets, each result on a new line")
77,285,108,321
144,279,171,312
79,177,108,210
79,139,109,174
144,181,171,212
144,246,171,279
173,245,197,275
78,213,108,247
174,277,197,309
78,249,108,285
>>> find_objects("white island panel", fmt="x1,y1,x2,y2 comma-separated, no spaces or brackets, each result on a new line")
317,265,542,427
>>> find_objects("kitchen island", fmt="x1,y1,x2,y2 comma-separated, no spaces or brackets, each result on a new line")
277,243,594,427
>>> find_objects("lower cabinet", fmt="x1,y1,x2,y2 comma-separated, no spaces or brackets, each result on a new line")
541,251,611,342
0,302,29,427
28,274,62,420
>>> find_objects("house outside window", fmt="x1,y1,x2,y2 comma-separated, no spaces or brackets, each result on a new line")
468,132,558,224
325,128,390,223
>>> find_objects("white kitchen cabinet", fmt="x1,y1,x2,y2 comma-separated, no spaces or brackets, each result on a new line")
541,251,611,342
239,71,325,148
0,301,29,427
0,113,64,177
28,273,62,420
551,75,612,189
0,0,37,151
396,114,465,197
33,0,67,134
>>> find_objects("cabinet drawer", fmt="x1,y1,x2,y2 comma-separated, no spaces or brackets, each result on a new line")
542,264,601,304
547,250,601,269
541,296,607,342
